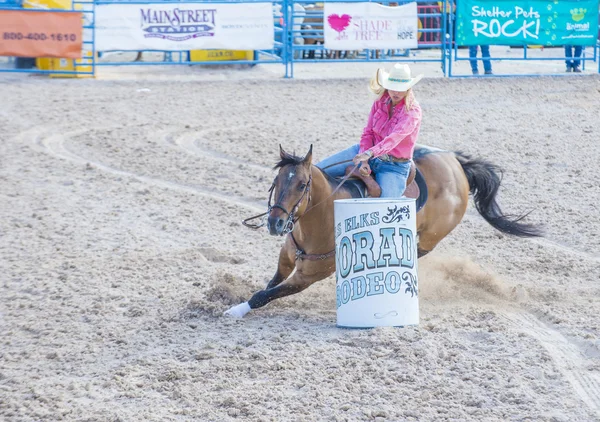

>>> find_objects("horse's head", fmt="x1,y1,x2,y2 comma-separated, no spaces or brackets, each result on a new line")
267,145,313,236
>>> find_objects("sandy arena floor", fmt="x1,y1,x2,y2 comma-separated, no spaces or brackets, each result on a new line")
1,68,600,421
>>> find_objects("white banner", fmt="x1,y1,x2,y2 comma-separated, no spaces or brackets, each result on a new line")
324,2,419,50
96,3,274,51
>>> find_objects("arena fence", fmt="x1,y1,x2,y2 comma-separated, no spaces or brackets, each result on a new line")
285,0,448,78
1,0,599,78
448,43,599,77
93,0,287,71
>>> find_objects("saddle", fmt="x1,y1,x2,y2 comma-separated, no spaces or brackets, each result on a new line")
344,162,428,212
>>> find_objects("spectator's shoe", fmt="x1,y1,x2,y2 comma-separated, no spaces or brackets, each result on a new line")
484,70,493,75
472,69,479,75
573,66,582,73
566,66,573,72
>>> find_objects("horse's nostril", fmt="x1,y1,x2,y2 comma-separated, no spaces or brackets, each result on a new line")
267,216,283,235
275,220,286,234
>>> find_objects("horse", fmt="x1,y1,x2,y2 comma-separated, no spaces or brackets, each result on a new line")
224,145,541,318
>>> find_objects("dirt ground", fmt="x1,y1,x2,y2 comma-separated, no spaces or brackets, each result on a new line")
1,69,600,421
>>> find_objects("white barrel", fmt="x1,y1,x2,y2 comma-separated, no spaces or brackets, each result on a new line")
334,198,419,328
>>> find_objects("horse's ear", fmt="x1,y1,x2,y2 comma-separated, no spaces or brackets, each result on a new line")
279,144,287,160
303,144,313,165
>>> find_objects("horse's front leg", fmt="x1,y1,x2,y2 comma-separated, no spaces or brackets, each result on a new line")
223,259,335,318
265,236,296,290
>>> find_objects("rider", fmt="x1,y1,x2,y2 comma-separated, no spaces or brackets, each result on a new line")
316,63,423,198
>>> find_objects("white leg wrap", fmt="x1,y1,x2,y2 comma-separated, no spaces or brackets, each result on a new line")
223,302,251,318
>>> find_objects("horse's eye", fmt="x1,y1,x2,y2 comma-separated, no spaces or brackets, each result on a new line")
298,183,307,191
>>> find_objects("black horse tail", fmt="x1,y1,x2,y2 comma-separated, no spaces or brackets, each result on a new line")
455,151,542,237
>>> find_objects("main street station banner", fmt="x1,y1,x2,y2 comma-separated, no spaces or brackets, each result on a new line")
96,3,274,51
324,2,419,50
456,0,599,46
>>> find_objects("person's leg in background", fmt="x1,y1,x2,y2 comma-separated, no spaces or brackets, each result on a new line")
573,45,583,72
468,46,479,75
480,45,492,74
564,45,573,72
315,144,360,178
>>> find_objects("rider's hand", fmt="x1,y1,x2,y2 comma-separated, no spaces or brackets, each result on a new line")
353,152,372,165
359,163,372,176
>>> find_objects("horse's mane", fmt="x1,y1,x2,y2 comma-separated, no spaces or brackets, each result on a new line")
274,151,357,201
273,151,337,184
273,151,304,170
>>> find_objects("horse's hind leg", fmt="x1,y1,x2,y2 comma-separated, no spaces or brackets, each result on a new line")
265,237,296,289
417,201,468,257
418,247,431,258
415,152,470,258
416,229,446,258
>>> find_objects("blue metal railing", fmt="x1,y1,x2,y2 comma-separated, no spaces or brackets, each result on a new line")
448,44,599,78
285,0,449,78
1,0,598,78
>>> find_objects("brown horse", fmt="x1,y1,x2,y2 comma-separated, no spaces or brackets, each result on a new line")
224,145,541,317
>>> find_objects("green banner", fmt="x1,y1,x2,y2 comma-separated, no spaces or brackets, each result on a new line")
456,0,599,46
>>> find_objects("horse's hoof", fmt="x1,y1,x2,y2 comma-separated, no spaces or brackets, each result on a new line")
223,302,251,318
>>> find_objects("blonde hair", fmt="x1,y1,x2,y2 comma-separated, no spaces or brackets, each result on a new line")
369,68,415,112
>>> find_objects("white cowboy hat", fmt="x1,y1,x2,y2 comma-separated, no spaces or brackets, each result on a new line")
378,64,424,92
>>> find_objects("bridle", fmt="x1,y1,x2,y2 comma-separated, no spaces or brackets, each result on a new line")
242,171,312,233
267,173,312,235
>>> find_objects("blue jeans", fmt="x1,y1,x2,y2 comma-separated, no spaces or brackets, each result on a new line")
469,45,492,73
316,144,412,198
564,45,583,68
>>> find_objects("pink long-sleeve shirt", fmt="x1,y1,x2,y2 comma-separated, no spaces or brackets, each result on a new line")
359,92,422,159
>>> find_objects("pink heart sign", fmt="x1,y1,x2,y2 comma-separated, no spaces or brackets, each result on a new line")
327,14,352,33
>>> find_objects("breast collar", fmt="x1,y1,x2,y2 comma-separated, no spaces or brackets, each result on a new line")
288,232,335,262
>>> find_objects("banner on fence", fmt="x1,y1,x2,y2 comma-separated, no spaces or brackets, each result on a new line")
456,0,600,46
96,3,274,51
0,10,83,58
324,2,419,50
